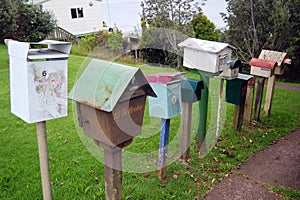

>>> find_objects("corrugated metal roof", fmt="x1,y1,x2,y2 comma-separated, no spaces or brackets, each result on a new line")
259,50,287,66
69,59,155,112
178,38,234,54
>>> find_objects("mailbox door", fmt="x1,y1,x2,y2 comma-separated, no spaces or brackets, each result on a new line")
27,60,68,122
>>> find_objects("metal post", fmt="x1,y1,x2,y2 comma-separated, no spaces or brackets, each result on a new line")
195,74,209,153
158,118,170,180
104,148,122,200
36,121,52,200
216,79,224,140
179,102,192,161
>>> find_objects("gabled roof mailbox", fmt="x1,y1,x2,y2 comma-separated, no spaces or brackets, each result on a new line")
69,59,156,147
178,38,235,77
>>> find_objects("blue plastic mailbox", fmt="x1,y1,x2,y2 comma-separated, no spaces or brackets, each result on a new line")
146,72,186,119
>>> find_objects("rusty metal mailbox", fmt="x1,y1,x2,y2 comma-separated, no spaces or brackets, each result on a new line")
69,59,156,147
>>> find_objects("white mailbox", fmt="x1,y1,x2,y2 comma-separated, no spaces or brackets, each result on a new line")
7,40,72,123
178,38,235,77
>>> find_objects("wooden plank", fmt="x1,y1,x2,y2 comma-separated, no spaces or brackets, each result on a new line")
179,102,192,161
250,66,273,78
253,77,265,121
36,121,52,200
233,104,245,131
104,148,122,200
158,118,170,180
264,75,276,116
243,78,255,123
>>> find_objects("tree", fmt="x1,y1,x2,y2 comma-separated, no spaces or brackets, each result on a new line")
140,0,199,69
191,10,220,41
0,0,56,42
222,0,299,82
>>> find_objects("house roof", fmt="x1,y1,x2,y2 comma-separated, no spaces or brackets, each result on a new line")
69,59,156,112
178,38,235,54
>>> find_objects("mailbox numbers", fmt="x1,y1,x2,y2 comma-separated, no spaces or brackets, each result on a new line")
42,71,47,77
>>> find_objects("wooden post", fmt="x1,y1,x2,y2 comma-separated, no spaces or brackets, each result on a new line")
104,148,122,200
179,102,192,161
264,75,276,116
158,118,170,180
253,77,265,121
195,74,209,153
232,104,245,131
36,121,52,200
243,77,255,123
216,79,224,140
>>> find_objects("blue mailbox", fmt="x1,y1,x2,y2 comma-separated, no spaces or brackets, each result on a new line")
146,72,186,119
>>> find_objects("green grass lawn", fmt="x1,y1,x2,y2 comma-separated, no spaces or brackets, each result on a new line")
1,44,300,199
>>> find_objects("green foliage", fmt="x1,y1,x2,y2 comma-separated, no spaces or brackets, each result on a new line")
191,11,220,41
106,32,124,53
0,0,56,42
140,0,199,69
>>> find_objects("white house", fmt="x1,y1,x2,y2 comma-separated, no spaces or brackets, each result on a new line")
30,0,103,36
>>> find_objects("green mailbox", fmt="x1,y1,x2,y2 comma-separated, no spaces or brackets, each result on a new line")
181,78,204,103
226,73,253,105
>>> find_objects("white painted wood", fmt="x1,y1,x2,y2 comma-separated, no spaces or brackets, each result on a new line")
34,0,103,36
250,66,273,78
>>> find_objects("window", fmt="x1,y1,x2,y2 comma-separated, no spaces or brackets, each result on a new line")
70,7,84,19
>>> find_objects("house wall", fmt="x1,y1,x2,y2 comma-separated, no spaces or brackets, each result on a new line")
39,0,103,36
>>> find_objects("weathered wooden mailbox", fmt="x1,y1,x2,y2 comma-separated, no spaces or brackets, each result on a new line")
69,58,156,199
226,73,253,130
179,78,203,161
146,72,186,179
178,38,237,148
6,39,71,200
249,49,291,121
